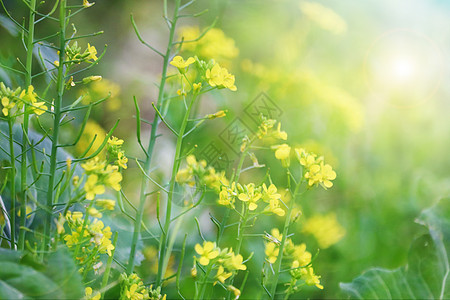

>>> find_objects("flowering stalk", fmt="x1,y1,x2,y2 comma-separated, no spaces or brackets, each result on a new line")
42,0,66,254
18,0,36,251
269,175,303,298
127,0,182,275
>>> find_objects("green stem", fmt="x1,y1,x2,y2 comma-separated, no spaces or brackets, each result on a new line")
42,0,66,256
101,232,118,299
156,92,197,286
18,0,36,251
8,118,16,249
197,264,214,300
127,0,181,275
269,176,302,299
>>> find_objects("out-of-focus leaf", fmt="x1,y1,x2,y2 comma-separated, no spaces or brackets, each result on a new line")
0,248,84,299
340,198,450,299
0,14,19,36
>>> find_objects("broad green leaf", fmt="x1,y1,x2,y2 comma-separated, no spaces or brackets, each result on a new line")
0,248,84,299
340,198,450,299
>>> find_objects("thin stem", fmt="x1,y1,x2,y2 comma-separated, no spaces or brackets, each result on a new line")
157,91,197,286
42,0,66,256
127,0,181,275
8,119,16,249
18,0,36,251
269,174,303,299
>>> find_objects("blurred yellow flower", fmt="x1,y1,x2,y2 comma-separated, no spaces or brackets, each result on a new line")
303,213,346,248
265,242,279,264
272,144,291,167
179,27,239,64
299,1,347,35
85,287,100,300
84,175,105,200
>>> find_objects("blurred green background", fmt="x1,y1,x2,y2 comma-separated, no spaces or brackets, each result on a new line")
1,0,450,298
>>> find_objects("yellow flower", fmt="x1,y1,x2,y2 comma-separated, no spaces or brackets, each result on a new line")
1,96,15,116
55,213,66,234
215,265,232,284
207,110,227,119
126,283,145,300
218,183,236,208
64,231,79,248
86,43,98,61
96,199,116,210
295,148,317,169
304,162,336,189
83,0,95,8
238,183,261,211
193,82,202,92
88,207,102,218
105,168,122,191
85,287,100,300
272,144,291,167
81,157,106,173
227,285,241,300
262,184,281,203
275,122,288,140
99,235,115,256
266,199,285,217
205,63,237,91
195,241,219,265
82,75,102,84
17,205,33,219
224,250,247,271
300,267,323,289
293,243,312,267
84,175,105,200
302,213,345,248
265,242,279,264
108,136,124,146
170,56,195,70
118,151,128,169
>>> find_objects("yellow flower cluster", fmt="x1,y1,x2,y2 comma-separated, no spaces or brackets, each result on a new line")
58,41,98,67
295,148,336,189
107,136,128,169
178,26,239,63
176,155,228,192
193,241,245,294
63,211,114,276
119,273,167,300
81,157,123,200
264,228,323,290
206,63,237,91
302,213,346,249
0,83,47,117
218,182,286,216
120,273,149,300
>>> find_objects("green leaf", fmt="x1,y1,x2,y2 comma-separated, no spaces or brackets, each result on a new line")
340,198,450,299
0,248,84,299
